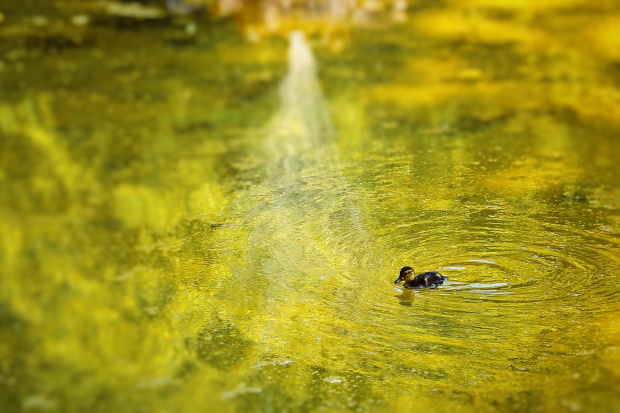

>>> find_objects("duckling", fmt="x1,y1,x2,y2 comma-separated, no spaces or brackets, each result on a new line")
394,266,447,289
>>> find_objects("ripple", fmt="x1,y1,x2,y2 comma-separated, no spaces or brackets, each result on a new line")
230,154,620,390
300,162,620,362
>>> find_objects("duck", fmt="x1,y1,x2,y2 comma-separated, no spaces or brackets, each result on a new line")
394,266,447,289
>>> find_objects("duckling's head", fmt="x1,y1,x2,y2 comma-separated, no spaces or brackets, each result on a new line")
395,266,415,284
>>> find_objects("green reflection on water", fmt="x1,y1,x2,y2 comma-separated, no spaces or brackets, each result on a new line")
2,2,620,412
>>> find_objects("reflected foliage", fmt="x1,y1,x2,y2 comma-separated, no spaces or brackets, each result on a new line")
1,1,620,412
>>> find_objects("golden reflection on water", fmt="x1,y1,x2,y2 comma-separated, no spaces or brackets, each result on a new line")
1,1,620,412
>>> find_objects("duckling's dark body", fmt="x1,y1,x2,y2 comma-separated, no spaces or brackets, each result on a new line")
403,271,446,288
395,266,447,289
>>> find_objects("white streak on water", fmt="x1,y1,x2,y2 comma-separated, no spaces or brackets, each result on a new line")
266,31,332,167
467,259,496,264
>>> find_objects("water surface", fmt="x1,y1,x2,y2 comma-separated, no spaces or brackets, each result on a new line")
1,2,620,412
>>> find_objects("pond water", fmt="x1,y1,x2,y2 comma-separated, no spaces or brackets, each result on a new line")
1,1,620,412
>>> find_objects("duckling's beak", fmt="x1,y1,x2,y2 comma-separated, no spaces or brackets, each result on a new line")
394,276,403,284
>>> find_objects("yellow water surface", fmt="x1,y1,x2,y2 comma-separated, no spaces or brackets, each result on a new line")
1,1,620,412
